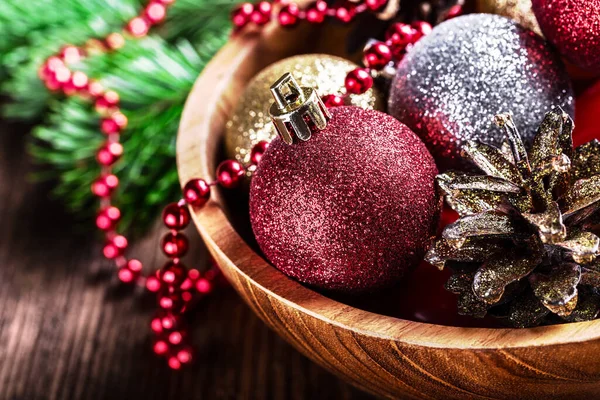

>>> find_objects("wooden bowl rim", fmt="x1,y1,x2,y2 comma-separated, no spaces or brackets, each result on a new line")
177,29,600,351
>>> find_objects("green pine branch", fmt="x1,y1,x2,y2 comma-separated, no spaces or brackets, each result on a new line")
29,35,228,234
4,0,235,234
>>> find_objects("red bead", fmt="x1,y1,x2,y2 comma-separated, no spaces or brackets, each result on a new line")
195,277,213,294
363,42,392,70
59,45,84,64
162,202,190,230
411,21,432,40
71,71,89,89
105,33,126,50
96,142,123,167
444,4,463,20
180,269,199,291
103,235,128,259
250,1,271,25
335,5,356,23
161,232,189,258
168,330,184,345
95,91,120,112
146,275,162,292
216,160,245,189
96,206,121,231
101,112,127,135
188,269,200,281
231,3,254,28
145,2,166,24
250,141,269,165
151,316,164,334
322,94,345,108
128,259,143,273
183,179,211,207
127,17,150,37
180,277,193,291
181,291,193,302
153,339,169,356
365,0,388,11
278,4,300,27
158,291,187,313
160,313,181,330
44,56,65,75
54,65,71,85
176,346,194,364
306,1,327,24
160,261,187,286
91,174,119,197
88,81,104,97
118,267,136,283
386,23,419,57
167,356,181,370
344,68,373,95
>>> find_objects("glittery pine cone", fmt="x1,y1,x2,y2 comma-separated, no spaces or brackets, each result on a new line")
425,108,600,327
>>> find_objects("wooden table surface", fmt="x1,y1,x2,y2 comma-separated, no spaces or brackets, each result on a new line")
0,120,375,400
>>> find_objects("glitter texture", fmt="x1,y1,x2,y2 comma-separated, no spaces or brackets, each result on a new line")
224,54,385,165
477,0,542,35
389,14,574,169
249,107,439,294
532,0,600,72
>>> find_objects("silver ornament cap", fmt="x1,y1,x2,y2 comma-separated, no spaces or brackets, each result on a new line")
268,73,331,145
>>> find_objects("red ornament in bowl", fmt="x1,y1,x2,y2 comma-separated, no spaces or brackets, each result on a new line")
532,0,600,72
250,106,439,294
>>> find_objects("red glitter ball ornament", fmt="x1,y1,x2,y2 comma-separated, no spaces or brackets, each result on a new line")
250,107,439,293
532,0,600,72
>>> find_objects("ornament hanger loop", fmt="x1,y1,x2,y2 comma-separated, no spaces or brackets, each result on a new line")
269,73,331,145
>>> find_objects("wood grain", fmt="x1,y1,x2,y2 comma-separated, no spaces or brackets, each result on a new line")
176,26,600,400
0,121,374,399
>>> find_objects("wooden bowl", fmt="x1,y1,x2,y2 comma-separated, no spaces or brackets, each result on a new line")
177,25,600,399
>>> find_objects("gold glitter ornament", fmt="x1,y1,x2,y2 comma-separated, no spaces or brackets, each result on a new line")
426,109,600,327
224,54,385,165
477,0,543,35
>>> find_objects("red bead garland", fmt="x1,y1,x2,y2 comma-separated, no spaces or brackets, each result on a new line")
36,0,230,370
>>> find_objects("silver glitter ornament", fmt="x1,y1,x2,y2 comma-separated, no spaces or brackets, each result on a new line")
388,14,574,169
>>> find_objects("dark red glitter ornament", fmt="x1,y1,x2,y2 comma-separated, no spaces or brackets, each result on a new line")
532,0,600,72
250,107,439,293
